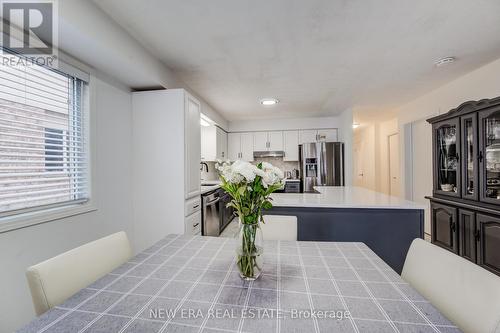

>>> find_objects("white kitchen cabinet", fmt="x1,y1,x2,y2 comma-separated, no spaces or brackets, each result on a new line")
317,128,338,142
254,131,283,151
201,125,228,161
132,89,201,251
228,133,240,160
299,128,338,143
253,132,268,151
228,132,254,161
185,210,201,235
299,129,318,144
185,94,201,199
283,130,299,161
268,131,283,151
240,132,254,161
201,126,215,161
216,127,228,160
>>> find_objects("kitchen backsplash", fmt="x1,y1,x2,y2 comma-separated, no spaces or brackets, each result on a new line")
201,158,300,181
251,157,300,178
200,161,219,181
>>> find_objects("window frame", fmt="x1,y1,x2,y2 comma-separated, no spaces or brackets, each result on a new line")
0,51,97,233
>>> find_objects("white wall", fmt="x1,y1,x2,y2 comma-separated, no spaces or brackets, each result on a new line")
0,76,134,333
339,109,354,186
229,115,341,132
397,57,500,235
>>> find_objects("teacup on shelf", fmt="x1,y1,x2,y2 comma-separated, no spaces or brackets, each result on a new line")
440,184,454,192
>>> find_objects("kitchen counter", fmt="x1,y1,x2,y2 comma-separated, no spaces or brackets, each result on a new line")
200,183,220,195
267,186,425,273
271,186,425,209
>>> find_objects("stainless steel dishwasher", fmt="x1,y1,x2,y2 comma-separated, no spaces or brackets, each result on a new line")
201,189,220,236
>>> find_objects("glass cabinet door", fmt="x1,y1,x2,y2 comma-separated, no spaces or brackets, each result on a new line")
480,109,500,204
461,116,478,200
434,120,461,196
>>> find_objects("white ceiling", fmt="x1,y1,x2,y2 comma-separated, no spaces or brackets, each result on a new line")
93,0,500,121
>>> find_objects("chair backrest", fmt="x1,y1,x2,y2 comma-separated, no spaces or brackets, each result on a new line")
261,215,297,241
402,238,500,333
26,231,132,315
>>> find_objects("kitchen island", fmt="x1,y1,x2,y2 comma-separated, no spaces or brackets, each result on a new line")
267,186,425,274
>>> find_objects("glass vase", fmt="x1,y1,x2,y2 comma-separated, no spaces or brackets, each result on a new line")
236,219,264,280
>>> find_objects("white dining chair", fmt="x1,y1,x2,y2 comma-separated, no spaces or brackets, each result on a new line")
261,215,297,241
401,238,500,333
26,231,132,316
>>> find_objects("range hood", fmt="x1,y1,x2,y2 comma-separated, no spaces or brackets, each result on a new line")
253,150,285,158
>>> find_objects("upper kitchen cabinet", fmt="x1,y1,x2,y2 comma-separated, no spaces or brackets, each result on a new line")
216,127,228,160
299,129,338,144
317,129,338,142
283,130,299,161
201,125,228,161
253,131,284,151
228,132,254,161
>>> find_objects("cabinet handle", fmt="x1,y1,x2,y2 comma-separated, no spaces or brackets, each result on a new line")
474,230,480,241
478,150,483,163
451,221,456,232
455,153,460,161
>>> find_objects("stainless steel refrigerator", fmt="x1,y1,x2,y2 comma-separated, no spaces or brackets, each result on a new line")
300,142,344,192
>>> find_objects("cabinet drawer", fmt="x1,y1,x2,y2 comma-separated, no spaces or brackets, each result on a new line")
185,210,201,235
185,197,201,217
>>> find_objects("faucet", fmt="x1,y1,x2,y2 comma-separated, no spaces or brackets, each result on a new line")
200,162,209,172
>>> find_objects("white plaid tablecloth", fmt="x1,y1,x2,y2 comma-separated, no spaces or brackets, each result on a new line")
18,234,461,333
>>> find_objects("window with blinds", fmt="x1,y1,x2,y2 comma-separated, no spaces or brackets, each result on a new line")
0,50,89,216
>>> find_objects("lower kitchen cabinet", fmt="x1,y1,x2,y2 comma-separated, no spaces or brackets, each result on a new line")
458,209,476,262
476,214,500,276
431,202,458,253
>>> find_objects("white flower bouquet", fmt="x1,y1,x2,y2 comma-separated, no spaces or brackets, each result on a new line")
216,160,284,279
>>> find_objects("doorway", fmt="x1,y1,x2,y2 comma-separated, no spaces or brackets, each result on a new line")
388,133,400,196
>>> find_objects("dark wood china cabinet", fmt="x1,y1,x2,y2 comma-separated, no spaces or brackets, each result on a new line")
427,97,500,276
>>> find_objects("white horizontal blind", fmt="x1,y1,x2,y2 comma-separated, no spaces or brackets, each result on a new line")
0,50,89,215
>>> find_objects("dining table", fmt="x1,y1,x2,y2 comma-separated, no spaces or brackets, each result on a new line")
18,234,461,333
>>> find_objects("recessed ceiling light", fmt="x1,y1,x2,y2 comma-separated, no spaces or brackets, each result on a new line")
260,98,279,106
352,123,360,129
435,57,456,67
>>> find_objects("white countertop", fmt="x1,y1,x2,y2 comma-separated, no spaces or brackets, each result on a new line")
200,183,221,195
270,186,426,210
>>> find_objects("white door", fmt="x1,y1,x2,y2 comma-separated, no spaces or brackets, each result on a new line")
240,132,254,161
227,133,240,160
268,131,283,151
317,129,338,142
283,131,299,161
253,132,268,151
185,94,201,199
389,133,400,196
299,129,318,144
